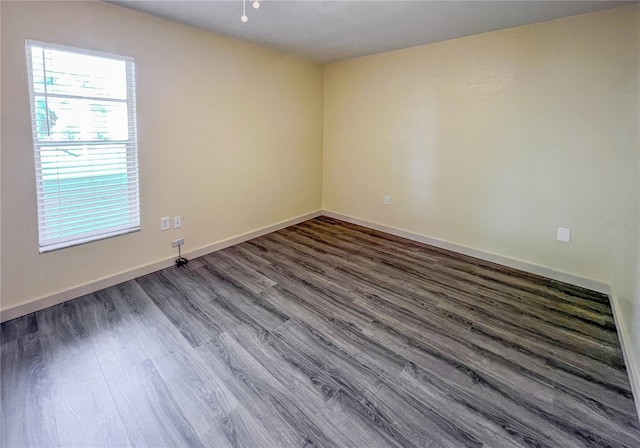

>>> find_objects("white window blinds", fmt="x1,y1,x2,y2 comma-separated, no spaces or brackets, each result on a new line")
25,40,140,253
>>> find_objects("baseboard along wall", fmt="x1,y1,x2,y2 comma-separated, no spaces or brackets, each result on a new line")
0,210,322,323
322,210,610,293
608,285,640,421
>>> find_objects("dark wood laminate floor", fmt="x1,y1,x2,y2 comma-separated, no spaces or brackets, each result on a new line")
2,216,639,447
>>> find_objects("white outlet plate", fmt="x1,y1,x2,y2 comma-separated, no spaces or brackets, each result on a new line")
557,227,571,243
173,216,182,229
160,217,170,231
384,195,391,205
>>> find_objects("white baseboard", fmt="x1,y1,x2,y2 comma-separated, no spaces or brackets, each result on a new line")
184,210,321,261
0,210,322,323
608,286,640,421
322,210,610,293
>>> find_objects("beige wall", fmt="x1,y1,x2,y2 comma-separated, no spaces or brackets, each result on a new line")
0,1,324,311
324,5,639,327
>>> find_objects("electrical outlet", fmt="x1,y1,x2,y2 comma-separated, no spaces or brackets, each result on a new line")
171,238,185,248
160,217,170,231
384,195,391,205
173,216,182,229
557,227,571,243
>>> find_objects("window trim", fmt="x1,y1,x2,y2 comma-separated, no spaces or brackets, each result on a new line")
25,40,140,253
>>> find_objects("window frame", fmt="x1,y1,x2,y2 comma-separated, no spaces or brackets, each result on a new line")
25,40,140,253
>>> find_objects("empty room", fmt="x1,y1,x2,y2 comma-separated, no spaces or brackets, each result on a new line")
1,0,639,446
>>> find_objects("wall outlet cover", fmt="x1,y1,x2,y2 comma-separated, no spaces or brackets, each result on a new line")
557,227,571,243
161,217,171,231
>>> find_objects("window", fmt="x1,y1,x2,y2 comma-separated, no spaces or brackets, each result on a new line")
26,40,140,253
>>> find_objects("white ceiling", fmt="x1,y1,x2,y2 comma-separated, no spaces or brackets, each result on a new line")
107,1,636,62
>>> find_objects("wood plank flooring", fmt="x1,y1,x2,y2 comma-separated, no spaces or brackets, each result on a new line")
1,216,639,447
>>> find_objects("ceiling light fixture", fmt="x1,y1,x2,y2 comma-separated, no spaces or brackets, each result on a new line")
241,0,248,22
241,0,260,22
